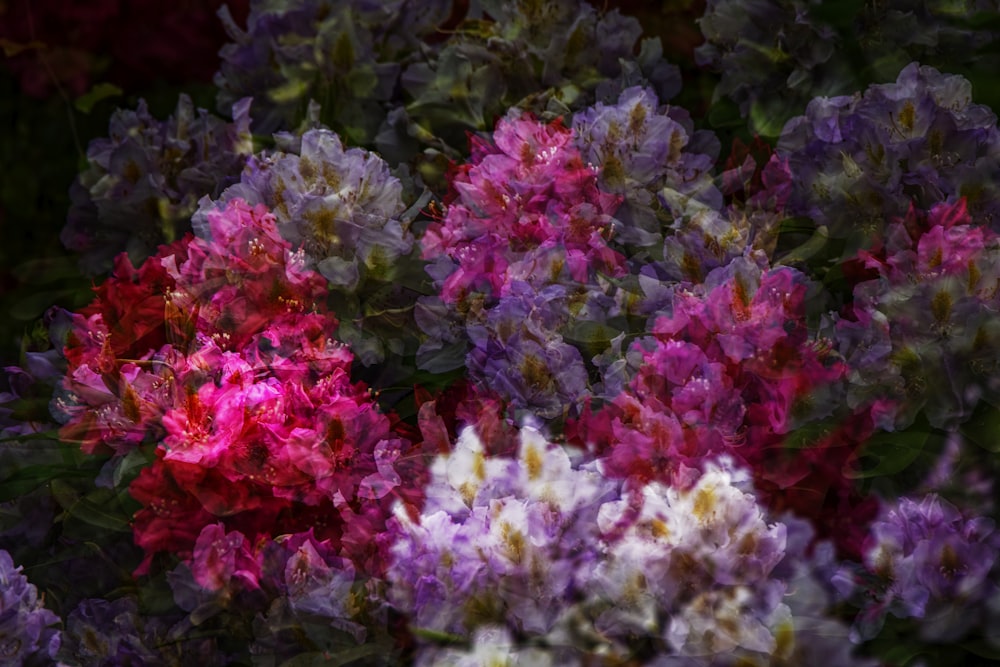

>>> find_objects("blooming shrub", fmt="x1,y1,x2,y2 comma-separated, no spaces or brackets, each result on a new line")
2,1,999,665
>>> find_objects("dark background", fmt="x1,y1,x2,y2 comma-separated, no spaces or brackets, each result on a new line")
0,0,251,368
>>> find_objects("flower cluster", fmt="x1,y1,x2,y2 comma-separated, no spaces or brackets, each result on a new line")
830,198,1000,430
64,94,254,274
571,85,721,256
387,426,617,644
389,425,863,665
58,199,423,578
570,84,790,286
203,127,412,291
422,113,625,304
0,549,61,666
465,282,592,420
838,493,1000,643
697,0,1000,134
56,595,229,666
416,113,637,414
199,125,428,366
573,256,880,556
9,0,1000,663
773,63,1000,251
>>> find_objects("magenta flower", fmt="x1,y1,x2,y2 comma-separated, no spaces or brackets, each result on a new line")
422,113,625,305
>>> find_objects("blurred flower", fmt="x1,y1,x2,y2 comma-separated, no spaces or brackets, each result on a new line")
830,198,1000,430
59,597,157,666
570,255,879,558
0,549,61,666
840,493,999,643
214,0,450,139
772,63,1000,254
572,85,721,255
466,283,590,420
387,425,617,640
64,94,253,274
201,127,411,291
697,0,1000,135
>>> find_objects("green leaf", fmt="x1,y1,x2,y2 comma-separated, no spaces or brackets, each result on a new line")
707,97,743,130
960,402,1000,453
8,286,92,321
49,478,80,510
63,487,132,533
268,79,311,105
0,429,64,446
955,10,1000,30
0,38,46,57
11,256,85,285
748,99,791,139
112,446,155,487
0,465,93,502
847,428,935,479
3,396,56,425
74,83,124,114
775,225,829,266
779,419,837,450
410,627,465,644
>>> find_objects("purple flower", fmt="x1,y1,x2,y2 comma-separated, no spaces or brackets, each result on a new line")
773,63,1000,247
60,597,156,666
196,128,425,366
387,426,617,639
0,550,61,666
198,127,411,291
466,283,590,419
64,95,253,274
845,493,999,642
572,86,721,253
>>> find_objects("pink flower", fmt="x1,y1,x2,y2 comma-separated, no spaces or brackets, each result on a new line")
190,524,261,592
423,114,624,305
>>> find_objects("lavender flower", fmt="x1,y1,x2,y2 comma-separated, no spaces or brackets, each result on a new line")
466,283,590,420
199,127,412,290
697,0,1000,135
214,0,451,139
774,63,1000,248
572,86,720,254
840,493,999,643
387,425,618,641
59,597,156,666
64,95,253,274
0,550,61,666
